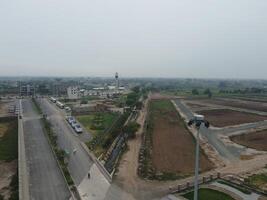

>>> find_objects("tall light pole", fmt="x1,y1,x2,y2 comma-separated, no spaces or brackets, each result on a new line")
188,114,209,200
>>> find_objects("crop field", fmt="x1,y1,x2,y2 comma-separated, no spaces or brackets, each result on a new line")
195,98,267,112
149,100,213,175
197,109,267,127
230,130,267,151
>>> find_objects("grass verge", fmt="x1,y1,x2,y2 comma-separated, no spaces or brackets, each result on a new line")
0,117,18,161
182,188,235,200
217,180,251,194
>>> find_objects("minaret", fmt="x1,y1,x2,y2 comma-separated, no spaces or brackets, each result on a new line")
115,72,119,90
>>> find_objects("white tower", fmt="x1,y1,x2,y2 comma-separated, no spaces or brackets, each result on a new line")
115,72,119,90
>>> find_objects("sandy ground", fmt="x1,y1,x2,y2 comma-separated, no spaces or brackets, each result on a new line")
0,160,17,199
115,94,150,197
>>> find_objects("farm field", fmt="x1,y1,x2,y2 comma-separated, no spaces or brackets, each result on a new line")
230,130,267,151
149,100,213,175
182,188,235,200
197,109,267,127
0,117,18,200
76,112,119,136
195,98,267,112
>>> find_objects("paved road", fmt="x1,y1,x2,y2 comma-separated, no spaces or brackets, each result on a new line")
22,99,71,200
37,98,94,185
39,98,137,200
175,99,267,161
174,99,242,161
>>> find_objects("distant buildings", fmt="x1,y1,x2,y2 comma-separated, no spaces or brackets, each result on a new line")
20,84,35,96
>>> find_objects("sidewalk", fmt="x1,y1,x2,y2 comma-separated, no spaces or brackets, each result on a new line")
78,164,110,200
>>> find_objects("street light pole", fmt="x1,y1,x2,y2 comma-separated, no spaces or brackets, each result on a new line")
193,126,200,200
187,114,209,200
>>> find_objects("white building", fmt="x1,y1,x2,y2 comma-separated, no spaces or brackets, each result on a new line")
67,86,79,99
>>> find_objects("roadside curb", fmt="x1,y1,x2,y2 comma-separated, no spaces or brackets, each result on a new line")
18,99,30,200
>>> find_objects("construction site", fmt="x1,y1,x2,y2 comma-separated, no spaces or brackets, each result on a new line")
114,94,267,200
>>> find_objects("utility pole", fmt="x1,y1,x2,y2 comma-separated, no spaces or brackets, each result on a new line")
188,114,210,200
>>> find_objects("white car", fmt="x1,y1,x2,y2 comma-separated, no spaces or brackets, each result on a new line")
65,106,71,112
74,124,83,134
71,121,78,128
67,117,75,124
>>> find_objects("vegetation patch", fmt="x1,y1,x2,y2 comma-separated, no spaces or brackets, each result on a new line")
245,173,267,191
0,117,18,162
0,117,18,200
182,188,235,200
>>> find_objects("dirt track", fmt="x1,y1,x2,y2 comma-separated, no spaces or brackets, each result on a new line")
198,109,267,127
230,130,267,151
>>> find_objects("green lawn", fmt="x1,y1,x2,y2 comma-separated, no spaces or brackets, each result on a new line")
76,112,119,136
149,99,174,112
76,112,120,156
0,117,18,161
183,188,235,200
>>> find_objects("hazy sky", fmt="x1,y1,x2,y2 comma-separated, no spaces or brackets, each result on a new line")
0,0,267,78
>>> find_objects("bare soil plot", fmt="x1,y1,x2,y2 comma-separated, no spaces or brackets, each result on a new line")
197,109,267,127
185,102,208,110
150,100,213,175
230,130,267,151
197,98,267,112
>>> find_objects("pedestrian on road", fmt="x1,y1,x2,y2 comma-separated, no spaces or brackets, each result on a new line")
88,172,91,179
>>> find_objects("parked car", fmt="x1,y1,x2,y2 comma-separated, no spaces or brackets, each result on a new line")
65,106,71,112
71,121,78,128
74,124,83,134
67,116,75,124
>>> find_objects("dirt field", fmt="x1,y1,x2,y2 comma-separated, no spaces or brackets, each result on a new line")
197,109,267,127
185,102,208,110
197,98,267,112
230,130,267,151
0,160,17,199
150,100,213,174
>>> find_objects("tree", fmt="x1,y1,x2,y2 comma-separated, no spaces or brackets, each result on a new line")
192,89,199,95
123,122,140,139
204,88,212,98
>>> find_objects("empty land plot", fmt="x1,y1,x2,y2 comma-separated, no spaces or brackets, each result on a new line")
185,102,209,110
197,109,267,127
230,130,267,151
149,100,213,175
0,117,18,199
198,98,267,112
